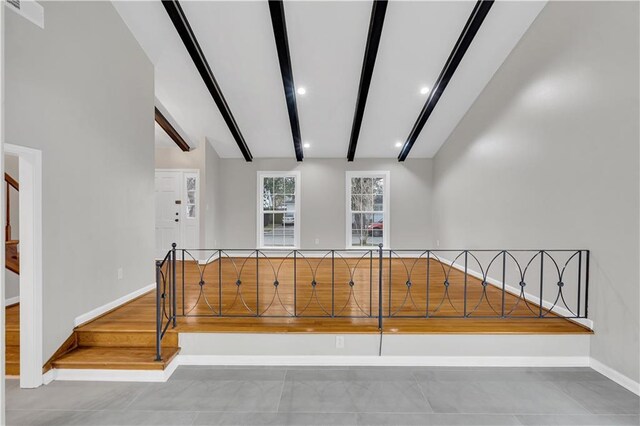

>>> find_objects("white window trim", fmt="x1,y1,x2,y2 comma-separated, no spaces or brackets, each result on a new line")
257,171,301,249
345,171,390,249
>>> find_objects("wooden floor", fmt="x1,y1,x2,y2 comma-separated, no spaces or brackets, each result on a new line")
51,258,591,371
6,303,19,376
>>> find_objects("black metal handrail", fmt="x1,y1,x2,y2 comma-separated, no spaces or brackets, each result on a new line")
155,244,590,361
155,243,177,361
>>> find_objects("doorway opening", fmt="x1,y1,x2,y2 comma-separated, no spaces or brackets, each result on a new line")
3,144,43,389
4,153,20,380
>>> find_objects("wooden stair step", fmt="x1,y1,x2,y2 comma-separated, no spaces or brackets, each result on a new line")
76,330,178,348
6,345,20,376
6,345,19,361
6,362,20,376
5,330,19,346
51,346,180,371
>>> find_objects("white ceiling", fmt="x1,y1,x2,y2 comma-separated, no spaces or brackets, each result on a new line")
114,0,546,159
285,1,371,158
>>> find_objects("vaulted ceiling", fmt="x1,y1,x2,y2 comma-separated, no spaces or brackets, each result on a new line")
114,0,546,160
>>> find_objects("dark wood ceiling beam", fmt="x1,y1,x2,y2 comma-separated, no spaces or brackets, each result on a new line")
347,0,388,162
398,0,493,161
268,0,303,162
155,107,190,152
162,0,253,162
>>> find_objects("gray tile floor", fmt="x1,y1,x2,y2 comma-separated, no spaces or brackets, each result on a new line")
5,366,639,425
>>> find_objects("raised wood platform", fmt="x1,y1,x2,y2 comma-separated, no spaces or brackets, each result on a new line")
48,258,591,372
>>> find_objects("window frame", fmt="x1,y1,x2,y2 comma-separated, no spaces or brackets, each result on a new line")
257,171,301,249
345,171,390,249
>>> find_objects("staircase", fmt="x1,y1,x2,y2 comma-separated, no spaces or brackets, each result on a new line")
50,328,179,371
47,291,179,372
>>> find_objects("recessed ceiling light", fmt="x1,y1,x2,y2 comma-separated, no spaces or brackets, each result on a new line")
420,86,430,95
297,87,307,95
395,141,403,148
303,142,311,149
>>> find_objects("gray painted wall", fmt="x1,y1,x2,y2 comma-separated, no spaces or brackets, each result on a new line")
204,140,221,249
432,1,639,381
5,1,155,360
217,159,434,249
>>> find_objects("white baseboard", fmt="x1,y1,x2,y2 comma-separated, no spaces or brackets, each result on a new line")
42,369,55,385
43,354,590,384
178,354,591,368
42,355,640,394
590,358,640,396
73,283,155,327
5,296,19,306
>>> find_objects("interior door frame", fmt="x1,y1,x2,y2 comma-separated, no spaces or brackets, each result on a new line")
155,168,200,253
4,143,43,389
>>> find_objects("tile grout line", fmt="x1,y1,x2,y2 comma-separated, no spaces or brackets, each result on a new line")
120,384,151,412
544,379,596,415
411,370,434,413
275,368,289,413
189,410,199,426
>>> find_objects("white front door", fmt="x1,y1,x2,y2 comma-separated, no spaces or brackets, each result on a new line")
155,171,181,258
155,169,200,258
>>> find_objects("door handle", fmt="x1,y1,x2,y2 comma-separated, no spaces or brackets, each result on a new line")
174,219,179,222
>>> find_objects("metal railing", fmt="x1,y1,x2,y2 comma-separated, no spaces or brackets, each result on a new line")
154,244,590,360
154,243,177,361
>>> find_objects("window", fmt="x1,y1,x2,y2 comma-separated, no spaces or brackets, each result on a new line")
258,171,300,248
346,171,389,248
185,174,197,219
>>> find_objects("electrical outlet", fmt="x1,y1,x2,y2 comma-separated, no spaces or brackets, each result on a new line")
117,268,123,280
436,239,440,247
315,238,320,245
335,335,345,348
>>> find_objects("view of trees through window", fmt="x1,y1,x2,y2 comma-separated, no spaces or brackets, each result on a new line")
350,176,384,247
261,176,296,247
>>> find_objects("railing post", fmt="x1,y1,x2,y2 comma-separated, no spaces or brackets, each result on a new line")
331,250,335,317
585,250,590,318
218,249,223,316
539,250,544,318
155,260,163,361
577,250,582,318
293,250,297,317
256,250,260,317
171,243,177,327
501,251,506,318
378,243,383,330
369,250,373,318
463,251,468,317
426,250,430,318
181,249,185,316
388,250,392,317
